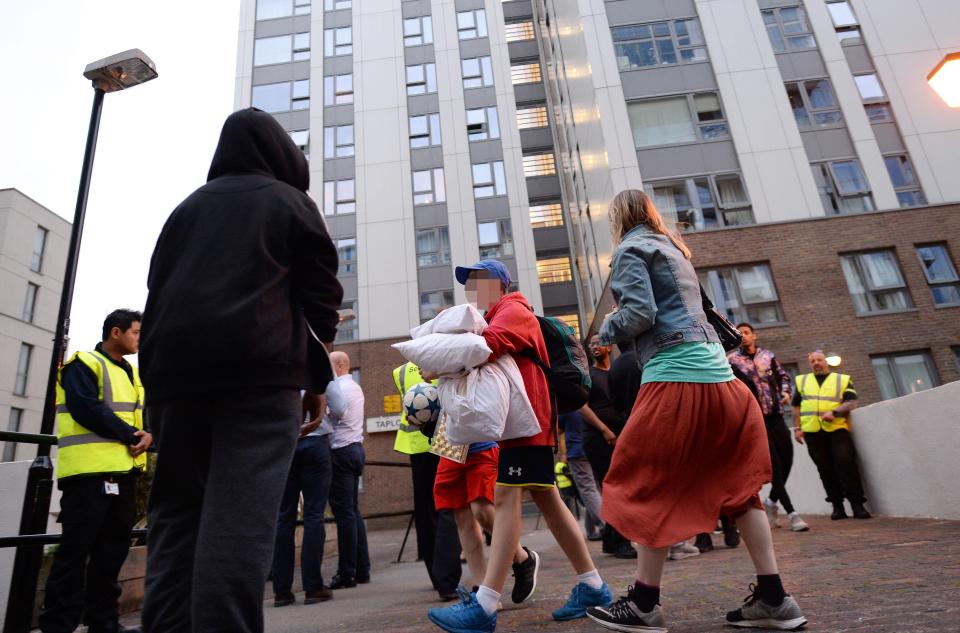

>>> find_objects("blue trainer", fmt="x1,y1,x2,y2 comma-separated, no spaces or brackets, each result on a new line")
552,581,614,621
427,586,497,633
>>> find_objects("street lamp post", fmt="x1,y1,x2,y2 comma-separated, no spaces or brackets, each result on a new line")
928,52,960,108
3,49,157,633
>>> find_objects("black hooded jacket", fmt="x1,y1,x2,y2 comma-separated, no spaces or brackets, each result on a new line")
140,108,342,403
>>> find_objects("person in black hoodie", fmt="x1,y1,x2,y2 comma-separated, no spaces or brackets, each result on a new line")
139,108,342,633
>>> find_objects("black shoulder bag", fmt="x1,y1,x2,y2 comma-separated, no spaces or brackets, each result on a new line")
699,285,743,352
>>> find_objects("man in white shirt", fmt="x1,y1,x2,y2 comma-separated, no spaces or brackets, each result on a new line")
325,351,370,588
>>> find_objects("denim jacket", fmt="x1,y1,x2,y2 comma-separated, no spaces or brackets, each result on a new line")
599,225,718,367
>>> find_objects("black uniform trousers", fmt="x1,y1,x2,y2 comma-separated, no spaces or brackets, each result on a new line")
409,451,462,594
39,472,137,633
583,434,632,553
804,428,866,504
765,413,796,514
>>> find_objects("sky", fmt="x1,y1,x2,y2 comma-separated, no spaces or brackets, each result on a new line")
0,0,242,356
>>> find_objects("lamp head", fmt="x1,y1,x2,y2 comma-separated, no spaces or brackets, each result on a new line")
83,49,158,93
928,52,960,108
825,353,842,368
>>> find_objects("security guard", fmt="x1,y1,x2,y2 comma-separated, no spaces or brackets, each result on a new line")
792,350,870,521
392,361,462,600
40,310,152,633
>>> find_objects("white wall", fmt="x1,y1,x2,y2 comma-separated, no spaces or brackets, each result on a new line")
0,460,30,622
765,381,960,519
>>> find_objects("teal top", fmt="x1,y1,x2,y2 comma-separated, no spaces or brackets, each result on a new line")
641,342,734,385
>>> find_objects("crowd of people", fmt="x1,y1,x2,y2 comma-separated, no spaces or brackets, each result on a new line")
38,109,873,633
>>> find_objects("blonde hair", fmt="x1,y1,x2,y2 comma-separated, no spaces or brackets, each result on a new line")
608,189,692,259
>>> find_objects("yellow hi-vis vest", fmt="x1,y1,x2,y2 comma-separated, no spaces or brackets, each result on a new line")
55,350,146,479
392,362,434,455
795,372,854,434
554,462,572,490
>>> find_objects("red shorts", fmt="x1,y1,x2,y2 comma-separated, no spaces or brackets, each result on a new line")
433,447,499,511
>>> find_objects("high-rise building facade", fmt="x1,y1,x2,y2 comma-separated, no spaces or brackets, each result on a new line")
235,0,960,513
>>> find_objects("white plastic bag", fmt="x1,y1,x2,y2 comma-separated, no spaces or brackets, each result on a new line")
392,332,491,377
496,355,542,441
410,303,486,338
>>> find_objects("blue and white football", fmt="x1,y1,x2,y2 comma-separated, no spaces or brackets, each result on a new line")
403,382,442,426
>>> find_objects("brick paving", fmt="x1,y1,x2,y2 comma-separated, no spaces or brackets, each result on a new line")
240,513,960,633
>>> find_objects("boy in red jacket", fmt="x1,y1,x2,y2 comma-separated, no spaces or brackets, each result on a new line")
428,261,610,633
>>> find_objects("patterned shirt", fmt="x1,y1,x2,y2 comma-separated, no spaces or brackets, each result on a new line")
727,347,792,416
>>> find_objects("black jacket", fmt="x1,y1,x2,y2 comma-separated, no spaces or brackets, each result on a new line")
140,108,342,403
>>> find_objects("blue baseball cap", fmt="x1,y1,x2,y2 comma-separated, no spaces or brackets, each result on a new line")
455,259,511,288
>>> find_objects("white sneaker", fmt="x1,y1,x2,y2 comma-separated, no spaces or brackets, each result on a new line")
788,513,810,532
668,541,701,561
764,498,781,528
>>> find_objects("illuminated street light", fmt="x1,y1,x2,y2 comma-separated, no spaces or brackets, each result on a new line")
826,353,843,368
928,52,960,108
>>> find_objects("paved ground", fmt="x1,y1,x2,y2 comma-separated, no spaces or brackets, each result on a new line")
122,513,960,632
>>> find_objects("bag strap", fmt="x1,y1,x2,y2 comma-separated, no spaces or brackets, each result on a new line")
699,284,715,310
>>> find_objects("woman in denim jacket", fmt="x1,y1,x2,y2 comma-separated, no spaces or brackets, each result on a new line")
585,190,807,632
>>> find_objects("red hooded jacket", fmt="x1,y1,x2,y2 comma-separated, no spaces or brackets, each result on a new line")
481,292,553,448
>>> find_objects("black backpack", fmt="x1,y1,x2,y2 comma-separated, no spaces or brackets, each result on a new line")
524,315,592,414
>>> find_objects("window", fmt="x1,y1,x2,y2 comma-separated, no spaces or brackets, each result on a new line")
251,80,309,113
324,125,354,159
337,238,357,275
872,352,939,400
409,113,442,149
256,0,310,20
812,161,875,214
3,408,24,462
915,244,960,307
324,73,354,105
516,105,548,129
404,16,433,47
472,161,507,198
840,250,914,314
336,300,358,343
22,283,38,323
611,19,707,70
761,6,816,52
627,92,728,147
826,1,861,43
553,314,581,338
511,61,542,85
323,179,356,215
31,227,47,272
478,220,514,259
884,155,926,208
462,56,494,89
522,153,556,177
289,130,309,160
854,74,886,102
699,264,785,325
645,174,754,230
420,290,455,322
466,107,499,141
413,168,446,205
416,227,451,267
14,343,32,396
325,0,350,10
324,27,352,56
505,21,535,42
953,346,960,372
537,257,573,284
785,79,843,129
529,203,564,228
457,9,487,40
865,103,894,123
406,63,438,95
254,33,310,66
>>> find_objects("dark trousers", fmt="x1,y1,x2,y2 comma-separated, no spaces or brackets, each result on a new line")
142,389,300,633
39,473,137,633
272,434,333,595
329,442,370,579
409,451,462,593
764,413,796,514
804,429,866,504
583,434,631,553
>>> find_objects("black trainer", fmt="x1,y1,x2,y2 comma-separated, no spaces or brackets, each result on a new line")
329,574,357,589
831,502,848,520
612,543,638,559
511,547,540,603
695,532,714,553
586,590,667,632
723,523,741,548
851,502,872,519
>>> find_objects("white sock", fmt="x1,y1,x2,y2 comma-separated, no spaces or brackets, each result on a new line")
476,585,501,615
788,511,799,518
577,569,603,590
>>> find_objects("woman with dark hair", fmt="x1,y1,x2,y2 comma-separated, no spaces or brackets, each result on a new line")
585,190,807,632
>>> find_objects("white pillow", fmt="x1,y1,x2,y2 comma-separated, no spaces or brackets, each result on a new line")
410,303,486,338
392,332,492,376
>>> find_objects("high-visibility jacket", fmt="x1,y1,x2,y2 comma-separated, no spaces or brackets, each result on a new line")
392,362,434,455
554,461,572,490
55,350,146,479
795,372,854,433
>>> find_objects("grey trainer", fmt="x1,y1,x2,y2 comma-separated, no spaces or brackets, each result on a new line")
726,591,807,630
789,513,810,532
587,598,668,632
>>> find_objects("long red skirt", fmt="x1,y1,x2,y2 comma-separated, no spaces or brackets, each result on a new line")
601,380,771,548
